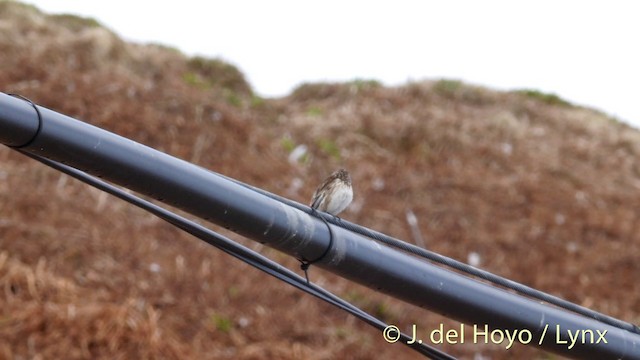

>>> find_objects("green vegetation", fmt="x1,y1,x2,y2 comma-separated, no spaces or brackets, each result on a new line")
223,89,243,107
290,82,340,101
281,136,310,163
147,42,182,55
516,89,572,107
297,151,310,164
227,285,239,298
50,13,101,31
182,72,205,88
433,79,464,97
334,327,348,339
306,106,323,116
343,290,366,305
211,313,233,333
184,56,254,107
373,301,391,322
343,291,394,322
280,136,296,153
250,95,265,108
350,78,381,87
318,138,341,160
292,79,380,101
349,78,382,91
186,56,252,95
432,79,497,105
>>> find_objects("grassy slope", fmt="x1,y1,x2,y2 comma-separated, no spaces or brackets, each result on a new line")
1,1,639,359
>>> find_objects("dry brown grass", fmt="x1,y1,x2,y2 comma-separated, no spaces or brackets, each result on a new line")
2,1,640,359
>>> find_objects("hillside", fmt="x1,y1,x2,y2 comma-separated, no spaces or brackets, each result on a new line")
1,1,639,359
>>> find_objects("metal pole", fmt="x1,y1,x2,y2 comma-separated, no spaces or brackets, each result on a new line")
1,92,638,359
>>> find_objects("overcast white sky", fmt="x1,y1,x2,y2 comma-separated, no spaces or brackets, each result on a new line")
25,1,640,127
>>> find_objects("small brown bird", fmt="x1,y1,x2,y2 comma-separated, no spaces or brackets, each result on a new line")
310,168,353,215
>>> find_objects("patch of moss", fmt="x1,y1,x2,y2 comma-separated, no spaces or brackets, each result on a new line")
280,136,296,153
334,327,349,339
432,79,496,105
250,95,265,108
224,89,243,107
227,286,239,298
297,151,311,165
343,291,395,323
211,314,232,333
318,138,341,160
183,72,206,88
49,13,101,32
292,80,380,101
306,106,323,117
147,42,182,55
187,56,252,95
349,78,382,92
290,82,342,101
516,89,572,107
373,301,391,321
433,79,464,97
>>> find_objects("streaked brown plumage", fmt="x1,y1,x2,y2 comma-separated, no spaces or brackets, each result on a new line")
310,169,353,215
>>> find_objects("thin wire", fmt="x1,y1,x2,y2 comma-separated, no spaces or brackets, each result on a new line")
212,170,640,335
18,150,455,360
299,209,334,283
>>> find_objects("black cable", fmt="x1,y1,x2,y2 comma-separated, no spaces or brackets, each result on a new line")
6,94,43,148
7,94,637,336
212,170,640,335
18,150,455,360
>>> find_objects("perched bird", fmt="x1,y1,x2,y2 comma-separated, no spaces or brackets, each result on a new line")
310,168,353,215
